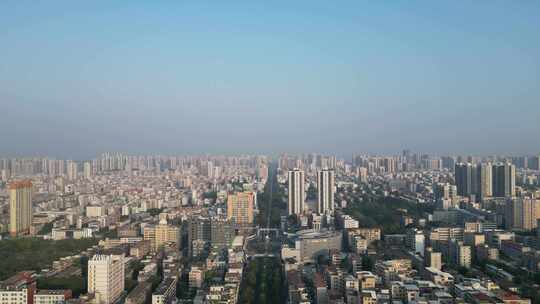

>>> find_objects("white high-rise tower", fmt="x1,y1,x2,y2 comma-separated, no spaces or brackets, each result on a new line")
288,169,305,216
88,255,125,304
317,169,335,214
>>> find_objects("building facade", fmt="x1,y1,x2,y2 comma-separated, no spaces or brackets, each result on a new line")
9,180,33,237
288,169,305,216
317,169,335,215
88,255,125,304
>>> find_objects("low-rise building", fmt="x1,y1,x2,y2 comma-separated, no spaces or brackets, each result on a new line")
34,290,72,304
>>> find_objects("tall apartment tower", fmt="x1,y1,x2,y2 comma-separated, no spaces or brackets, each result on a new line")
227,191,255,224
88,255,125,304
317,169,335,214
424,247,442,270
9,180,33,237
288,169,305,216
66,161,78,181
505,198,540,231
493,162,516,197
83,162,92,180
455,163,475,197
477,162,493,200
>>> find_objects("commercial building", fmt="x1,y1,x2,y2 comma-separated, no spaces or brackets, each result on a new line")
295,229,342,263
34,290,72,304
88,255,125,304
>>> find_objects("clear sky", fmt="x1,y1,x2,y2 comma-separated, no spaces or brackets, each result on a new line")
1,1,539,159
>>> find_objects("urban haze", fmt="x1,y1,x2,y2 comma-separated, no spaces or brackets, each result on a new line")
1,2,540,304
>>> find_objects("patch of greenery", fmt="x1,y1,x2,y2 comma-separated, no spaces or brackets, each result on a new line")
344,195,433,234
255,163,286,228
202,191,217,200
147,208,164,217
0,238,97,280
238,257,286,304
38,222,54,235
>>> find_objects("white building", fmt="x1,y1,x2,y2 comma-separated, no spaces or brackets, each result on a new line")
317,169,335,215
66,161,78,181
88,255,125,304
83,162,92,180
288,169,305,216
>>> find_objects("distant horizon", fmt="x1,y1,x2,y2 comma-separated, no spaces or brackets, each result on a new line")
1,150,539,162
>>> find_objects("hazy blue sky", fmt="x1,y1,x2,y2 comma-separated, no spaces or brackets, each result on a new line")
1,1,539,159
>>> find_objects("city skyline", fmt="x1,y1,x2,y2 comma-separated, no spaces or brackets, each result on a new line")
2,1,540,158
2,2,540,304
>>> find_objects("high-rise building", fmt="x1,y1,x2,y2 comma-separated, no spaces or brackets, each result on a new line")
505,198,540,231
210,218,234,249
529,155,540,171
9,180,33,237
288,169,305,216
357,167,368,183
424,247,442,270
227,192,254,224
406,228,425,256
493,162,516,198
450,241,471,269
206,161,214,178
88,255,125,304
456,162,506,201
477,162,493,200
434,183,458,209
187,217,211,256
317,169,335,215
455,163,475,197
66,161,78,181
83,162,92,180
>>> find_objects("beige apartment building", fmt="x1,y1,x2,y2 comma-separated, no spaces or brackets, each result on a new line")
143,220,180,251
227,192,254,224
9,180,33,237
